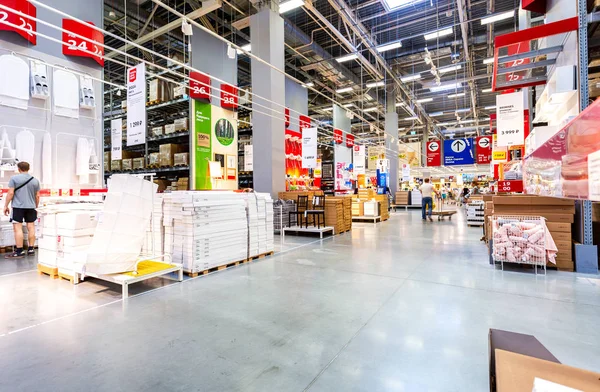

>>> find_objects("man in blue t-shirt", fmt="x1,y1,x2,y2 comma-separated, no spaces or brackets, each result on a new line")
3,162,40,258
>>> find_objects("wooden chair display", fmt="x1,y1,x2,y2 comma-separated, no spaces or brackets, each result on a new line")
288,195,308,227
305,195,325,229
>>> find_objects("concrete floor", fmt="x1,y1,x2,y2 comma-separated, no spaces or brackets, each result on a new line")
1,210,600,392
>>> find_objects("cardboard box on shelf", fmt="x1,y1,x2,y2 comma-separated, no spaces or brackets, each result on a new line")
104,160,110,172
133,157,145,170
492,195,575,207
164,124,176,135
149,79,169,102
110,160,122,171
148,153,160,167
151,126,163,137
395,191,410,205
173,85,186,98
545,222,571,232
104,151,110,163
159,144,184,167
122,158,133,171
174,117,188,132
174,152,189,167
154,179,170,192
549,231,572,242
493,204,575,214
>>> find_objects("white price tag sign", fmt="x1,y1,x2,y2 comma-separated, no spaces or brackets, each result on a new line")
126,63,146,146
110,119,122,160
353,145,366,175
496,91,524,147
302,127,318,169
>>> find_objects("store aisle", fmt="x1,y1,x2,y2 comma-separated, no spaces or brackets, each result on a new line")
1,211,600,392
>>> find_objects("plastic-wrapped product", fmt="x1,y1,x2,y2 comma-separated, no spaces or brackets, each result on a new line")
526,246,545,257
508,225,522,236
506,247,517,262
495,241,511,248
509,236,528,243
527,231,544,244
519,222,537,230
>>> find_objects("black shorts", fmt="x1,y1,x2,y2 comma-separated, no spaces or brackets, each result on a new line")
11,208,37,223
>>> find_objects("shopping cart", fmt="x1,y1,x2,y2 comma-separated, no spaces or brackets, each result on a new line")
431,197,457,221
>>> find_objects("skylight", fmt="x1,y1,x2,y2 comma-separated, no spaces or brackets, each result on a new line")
380,0,424,11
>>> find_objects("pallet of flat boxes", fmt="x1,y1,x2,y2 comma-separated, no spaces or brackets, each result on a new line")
245,192,274,258
142,194,164,255
374,194,390,221
163,192,249,275
466,200,485,227
324,196,352,234
395,191,410,206
493,195,575,271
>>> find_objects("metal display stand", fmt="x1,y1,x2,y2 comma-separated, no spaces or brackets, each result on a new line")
352,215,381,223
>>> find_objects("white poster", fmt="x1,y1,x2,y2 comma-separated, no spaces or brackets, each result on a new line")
244,144,253,171
302,127,318,168
401,163,410,182
496,90,524,147
110,119,122,160
126,63,146,146
353,145,366,174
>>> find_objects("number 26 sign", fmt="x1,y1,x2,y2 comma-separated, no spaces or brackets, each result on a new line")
0,0,36,45
62,19,104,66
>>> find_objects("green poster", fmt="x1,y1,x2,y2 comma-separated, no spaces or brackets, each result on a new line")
194,100,212,189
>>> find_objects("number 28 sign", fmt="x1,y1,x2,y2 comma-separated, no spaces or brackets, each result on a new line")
0,0,36,45
62,19,104,66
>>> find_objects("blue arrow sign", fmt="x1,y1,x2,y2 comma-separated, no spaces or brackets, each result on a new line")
444,138,475,165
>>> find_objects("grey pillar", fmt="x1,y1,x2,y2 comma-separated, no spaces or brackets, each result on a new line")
422,126,430,168
251,5,286,196
385,89,399,194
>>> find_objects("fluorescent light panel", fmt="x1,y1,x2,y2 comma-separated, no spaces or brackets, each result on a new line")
336,53,358,63
483,57,494,65
302,82,314,88
336,87,353,93
404,116,418,120
343,103,355,108
448,93,465,98
279,0,304,13
438,64,462,74
481,10,515,25
377,41,402,53
395,102,405,107
417,98,433,103
236,43,251,55
366,81,385,88
429,112,444,117
481,88,493,93
382,0,420,10
323,107,333,111
484,105,496,110
400,74,421,83
455,108,471,113
363,107,379,112
424,27,453,41
430,82,462,92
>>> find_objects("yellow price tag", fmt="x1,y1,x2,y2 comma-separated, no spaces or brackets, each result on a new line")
493,151,507,161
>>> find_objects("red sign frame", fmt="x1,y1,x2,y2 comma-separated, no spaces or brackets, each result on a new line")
62,19,104,66
333,129,343,144
285,108,290,127
299,115,311,131
189,71,211,101
346,134,354,148
476,136,492,164
426,140,441,167
0,0,36,45
220,83,238,110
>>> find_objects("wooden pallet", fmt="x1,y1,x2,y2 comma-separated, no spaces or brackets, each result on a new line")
146,100,161,106
58,271,76,284
247,251,274,261
37,263,58,279
184,259,245,278
0,246,14,253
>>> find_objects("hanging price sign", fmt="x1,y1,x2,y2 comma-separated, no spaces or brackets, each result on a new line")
333,129,343,144
0,0,36,45
220,83,238,110
497,180,523,193
189,71,211,101
62,19,104,66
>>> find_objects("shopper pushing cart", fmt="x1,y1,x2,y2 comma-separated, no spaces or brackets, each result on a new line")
420,178,439,222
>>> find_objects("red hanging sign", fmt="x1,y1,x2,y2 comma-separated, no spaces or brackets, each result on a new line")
189,71,211,101
62,19,104,66
220,83,238,110
476,136,492,164
497,180,523,193
426,140,441,166
285,108,290,127
346,134,354,148
0,0,36,45
299,115,311,131
333,129,343,144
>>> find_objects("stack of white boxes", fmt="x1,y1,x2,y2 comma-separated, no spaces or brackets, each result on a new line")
164,192,248,273
243,193,260,258
142,194,164,255
466,200,485,226
264,195,274,252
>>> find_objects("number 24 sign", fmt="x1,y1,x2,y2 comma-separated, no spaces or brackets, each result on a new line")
0,0,36,45
62,19,104,66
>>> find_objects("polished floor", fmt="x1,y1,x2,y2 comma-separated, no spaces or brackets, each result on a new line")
1,210,600,392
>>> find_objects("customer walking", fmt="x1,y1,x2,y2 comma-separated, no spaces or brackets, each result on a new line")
3,162,40,258
420,178,438,221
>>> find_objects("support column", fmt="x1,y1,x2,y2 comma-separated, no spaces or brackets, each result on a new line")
385,89,399,195
251,4,286,196
422,126,430,168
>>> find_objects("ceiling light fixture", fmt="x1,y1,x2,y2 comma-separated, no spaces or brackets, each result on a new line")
481,88,493,93
366,81,385,88
400,74,421,83
424,27,453,41
382,0,420,10
395,102,406,107
236,44,251,55
483,57,494,65
343,103,355,108
484,105,496,110
448,93,465,98
302,82,314,88
336,87,354,93
323,107,333,111
404,116,418,121
336,53,358,63
438,64,462,74
429,112,444,117
455,108,471,113
363,107,379,112
279,0,304,14
481,10,515,25
417,98,433,103
429,82,462,92
377,41,402,53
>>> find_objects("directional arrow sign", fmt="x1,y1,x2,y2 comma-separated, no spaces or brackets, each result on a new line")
452,140,466,153
428,141,439,152
444,138,474,166
478,137,490,148
427,140,441,166
476,136,492,164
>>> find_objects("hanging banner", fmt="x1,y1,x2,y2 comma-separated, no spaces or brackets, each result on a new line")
353,145,365,174
110,119,122,160
62,19,104,66
444,138,474,166
426,140,441,167
476,136,492,164
401,163,411,182
398,142,421,167
333,129,343,144
189,71,211,101
126,63,146,146
496,90,525,147
220,83,238,110
302,127,318,168
346,134,355,148
0,0,37,45
244,144,253,171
